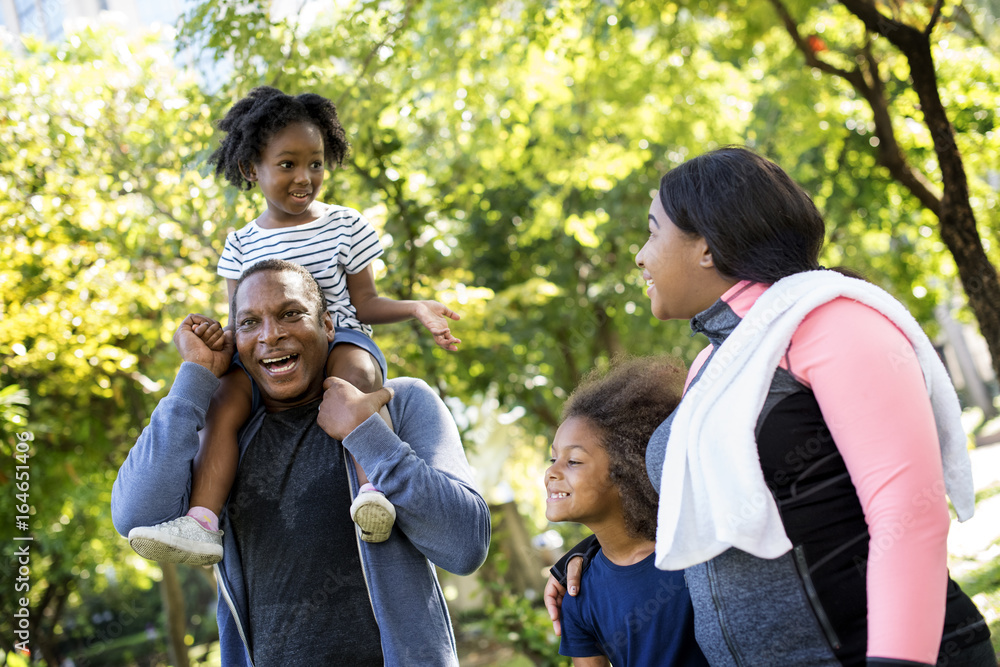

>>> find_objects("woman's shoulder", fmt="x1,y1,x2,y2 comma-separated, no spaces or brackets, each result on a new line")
795,296,905,342
787,296,913,384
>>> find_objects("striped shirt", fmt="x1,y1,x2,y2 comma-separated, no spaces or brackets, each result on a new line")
218,204,384,335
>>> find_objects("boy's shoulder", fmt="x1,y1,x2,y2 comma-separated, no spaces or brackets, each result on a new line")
576,550,678,596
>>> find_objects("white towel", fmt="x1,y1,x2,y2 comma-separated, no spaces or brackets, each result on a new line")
655,270,976,571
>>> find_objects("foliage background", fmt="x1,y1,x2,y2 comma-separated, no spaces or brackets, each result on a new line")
1,0,999,664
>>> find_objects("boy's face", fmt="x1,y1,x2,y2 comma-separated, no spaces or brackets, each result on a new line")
246,121,325,226
545,416,622,529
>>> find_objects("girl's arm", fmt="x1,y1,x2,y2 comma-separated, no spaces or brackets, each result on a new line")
225,278,238,321
347,265,461,351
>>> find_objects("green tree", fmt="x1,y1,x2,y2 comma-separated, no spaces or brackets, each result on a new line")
4,1,998,662
763,0,1000,383
176,0,999,433
0,25,223,665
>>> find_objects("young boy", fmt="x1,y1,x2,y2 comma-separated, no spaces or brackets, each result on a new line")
544,357,708,667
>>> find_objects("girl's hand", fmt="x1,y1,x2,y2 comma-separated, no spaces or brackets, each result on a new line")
173,314,234,378
189,314,227,352
413,301,462,351
544,574,566,637
543,556,583,637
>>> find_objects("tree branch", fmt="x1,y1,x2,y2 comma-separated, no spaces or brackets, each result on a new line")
926,0,945,37
766,0,854,79
336,0,420,110
768,0,942,214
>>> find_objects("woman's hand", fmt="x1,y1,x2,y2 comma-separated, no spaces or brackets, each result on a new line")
543,555,583,636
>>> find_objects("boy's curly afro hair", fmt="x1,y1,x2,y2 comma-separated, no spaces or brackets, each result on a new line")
208,86,349,190
561,356,686,542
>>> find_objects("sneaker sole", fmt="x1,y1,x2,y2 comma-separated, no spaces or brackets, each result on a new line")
352,504,394,543
128,529,223,566
350,495,396,543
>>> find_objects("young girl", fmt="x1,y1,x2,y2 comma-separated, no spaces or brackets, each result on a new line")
545,357,708,667
127,86,460,564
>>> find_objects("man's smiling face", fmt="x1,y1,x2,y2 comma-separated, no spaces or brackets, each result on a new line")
233,269,334,411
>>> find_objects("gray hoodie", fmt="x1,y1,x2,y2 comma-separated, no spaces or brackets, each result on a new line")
112,362,491,666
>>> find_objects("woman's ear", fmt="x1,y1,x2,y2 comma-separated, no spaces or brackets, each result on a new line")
696,237,716,270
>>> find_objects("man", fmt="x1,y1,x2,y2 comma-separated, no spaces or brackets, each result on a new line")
112,260,490,666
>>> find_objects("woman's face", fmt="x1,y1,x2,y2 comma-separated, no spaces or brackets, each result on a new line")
636,195,726,320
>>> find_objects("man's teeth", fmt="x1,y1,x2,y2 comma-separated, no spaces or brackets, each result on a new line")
262,355,297,371
263,355,292,364
549,492,568,499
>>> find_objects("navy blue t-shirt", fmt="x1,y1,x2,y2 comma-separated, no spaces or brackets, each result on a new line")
559,550,707,667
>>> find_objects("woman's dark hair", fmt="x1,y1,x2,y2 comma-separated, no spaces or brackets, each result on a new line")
209,86,349,190
561,356,686,541
659,146,826,283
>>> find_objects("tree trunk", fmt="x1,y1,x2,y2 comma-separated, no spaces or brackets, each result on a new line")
839,0,1000,388
160,562,190,667
488,501,547,596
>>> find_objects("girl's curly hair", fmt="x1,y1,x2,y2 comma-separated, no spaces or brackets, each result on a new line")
208,86,349,190
561,356,686,541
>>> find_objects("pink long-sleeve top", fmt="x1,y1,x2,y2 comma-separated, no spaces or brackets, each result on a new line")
685,281,951,663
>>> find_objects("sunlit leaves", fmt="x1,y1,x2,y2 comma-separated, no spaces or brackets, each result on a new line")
0,24,224,654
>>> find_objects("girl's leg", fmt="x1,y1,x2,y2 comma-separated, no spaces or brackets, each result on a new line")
327,343,396,543
326,341,393,432
127,369,252,565
190,369,253,514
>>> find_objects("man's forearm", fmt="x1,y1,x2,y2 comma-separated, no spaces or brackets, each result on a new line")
111,362,220,536
343,378,490,575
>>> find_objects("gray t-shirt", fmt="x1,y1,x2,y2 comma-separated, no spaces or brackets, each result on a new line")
229,398,382,666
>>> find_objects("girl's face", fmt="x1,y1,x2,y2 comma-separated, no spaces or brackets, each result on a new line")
247,121,325,226
635,195,730,320
544,417,621,529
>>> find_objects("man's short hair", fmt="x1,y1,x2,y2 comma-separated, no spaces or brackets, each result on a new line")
231,259,327,321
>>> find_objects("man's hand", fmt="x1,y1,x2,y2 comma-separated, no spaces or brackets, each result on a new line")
318,376,395,441
543,556,583,637
173,314,234,378
413,301,461,352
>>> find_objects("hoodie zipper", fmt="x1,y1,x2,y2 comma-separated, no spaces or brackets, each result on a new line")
345,447,381,633
215,562,255,666
706,559,746,667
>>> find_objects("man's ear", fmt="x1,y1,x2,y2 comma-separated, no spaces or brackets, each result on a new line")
239,161,257,183
322,312,335,342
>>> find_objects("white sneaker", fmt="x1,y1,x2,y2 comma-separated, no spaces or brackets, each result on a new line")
128,516,223,565
350,489,396,543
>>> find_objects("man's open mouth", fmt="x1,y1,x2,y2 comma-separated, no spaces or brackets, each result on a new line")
260,354,299,374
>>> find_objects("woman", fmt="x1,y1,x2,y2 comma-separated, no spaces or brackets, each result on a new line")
545,147,994,666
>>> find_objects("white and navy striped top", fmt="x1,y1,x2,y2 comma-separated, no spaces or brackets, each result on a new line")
218,204,384,335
